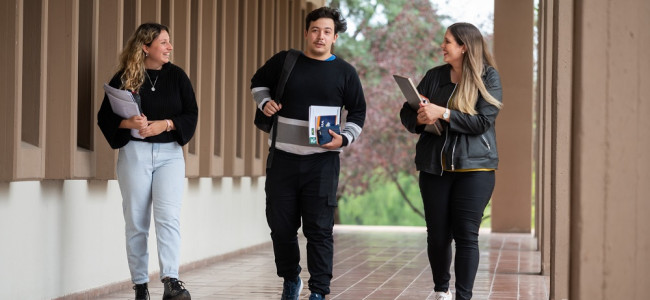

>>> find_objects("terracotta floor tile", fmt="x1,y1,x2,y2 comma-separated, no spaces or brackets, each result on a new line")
99,226,549,299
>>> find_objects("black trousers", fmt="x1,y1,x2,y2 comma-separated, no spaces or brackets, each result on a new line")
419,170,495,300
265,150,340,295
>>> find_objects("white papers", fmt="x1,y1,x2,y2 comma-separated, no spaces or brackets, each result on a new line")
308,105,341,144
103,83,144,139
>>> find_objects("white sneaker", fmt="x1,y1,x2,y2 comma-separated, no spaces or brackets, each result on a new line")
434,290,452,300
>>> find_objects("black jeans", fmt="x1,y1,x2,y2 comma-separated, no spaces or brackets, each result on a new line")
265,150,340,296
419,170,495,300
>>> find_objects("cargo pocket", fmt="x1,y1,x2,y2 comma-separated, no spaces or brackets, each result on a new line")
318,154,340,207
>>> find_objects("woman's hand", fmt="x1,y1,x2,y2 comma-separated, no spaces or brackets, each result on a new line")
417,102,445,125
120,114,148,130
139,120,168,138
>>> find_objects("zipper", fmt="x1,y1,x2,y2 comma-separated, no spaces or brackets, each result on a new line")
440,130,448,175
439,83,457,175
451,135,458,171
481,134,491,150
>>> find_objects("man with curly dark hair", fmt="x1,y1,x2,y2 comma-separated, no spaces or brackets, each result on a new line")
250,6,366,300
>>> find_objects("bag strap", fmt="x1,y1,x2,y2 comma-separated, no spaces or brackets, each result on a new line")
268,49,300,167
274,49,300,106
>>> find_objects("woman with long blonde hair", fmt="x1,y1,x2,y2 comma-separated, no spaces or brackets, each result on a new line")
400,22,503,300
98,23,197,300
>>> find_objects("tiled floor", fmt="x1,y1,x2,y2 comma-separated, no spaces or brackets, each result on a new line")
98,225,549,299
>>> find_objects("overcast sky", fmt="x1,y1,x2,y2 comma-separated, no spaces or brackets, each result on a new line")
433,0,494,34
340,0,495,38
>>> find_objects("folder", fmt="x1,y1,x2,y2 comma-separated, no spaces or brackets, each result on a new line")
393,75,443,135
103,83,144,139
393,75,426,110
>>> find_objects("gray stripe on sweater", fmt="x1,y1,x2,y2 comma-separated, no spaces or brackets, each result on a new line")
251,87,271,106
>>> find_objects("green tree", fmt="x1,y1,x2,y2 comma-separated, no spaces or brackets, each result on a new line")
328,0,447,221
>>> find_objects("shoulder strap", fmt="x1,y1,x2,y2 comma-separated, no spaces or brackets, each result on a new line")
274,49,300,104
268,49,300,167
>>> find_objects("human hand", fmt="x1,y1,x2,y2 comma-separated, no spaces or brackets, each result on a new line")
263,100,282,117
417,102,444,125
123,114,148,130
320,129,343,149
139,120,167,137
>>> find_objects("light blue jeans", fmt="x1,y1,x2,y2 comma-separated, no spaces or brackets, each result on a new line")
117,141,185,284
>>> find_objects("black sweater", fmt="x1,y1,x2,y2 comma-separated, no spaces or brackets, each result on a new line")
98,63,198,149
250,51,366,150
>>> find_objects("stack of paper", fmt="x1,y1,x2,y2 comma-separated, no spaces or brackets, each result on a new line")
103,83,144,139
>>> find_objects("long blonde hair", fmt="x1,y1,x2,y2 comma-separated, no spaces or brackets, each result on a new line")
118,23,169,91
448,23,502,115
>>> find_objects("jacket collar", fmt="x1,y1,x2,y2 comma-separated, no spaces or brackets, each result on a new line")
438,64,454,87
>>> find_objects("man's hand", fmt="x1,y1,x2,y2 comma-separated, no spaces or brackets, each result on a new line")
321,129,343,150
263,100,282,117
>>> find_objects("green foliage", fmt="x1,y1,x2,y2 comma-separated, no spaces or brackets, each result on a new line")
339,172,426,226
331,0,448,202
339,171,493,228
329,0,446,80
482,202,491,228
328,0,494,228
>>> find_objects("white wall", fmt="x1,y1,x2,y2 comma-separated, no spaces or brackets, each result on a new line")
0,177,269,299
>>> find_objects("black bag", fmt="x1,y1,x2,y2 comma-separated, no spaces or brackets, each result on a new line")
253,104,273,133
253,49,300,133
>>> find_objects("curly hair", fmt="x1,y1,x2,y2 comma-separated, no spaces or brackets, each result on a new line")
305,7,347,34
118,23,169,92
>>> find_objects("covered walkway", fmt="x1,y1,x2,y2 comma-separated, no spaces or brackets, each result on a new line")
2,1,648,299
96,226,548,300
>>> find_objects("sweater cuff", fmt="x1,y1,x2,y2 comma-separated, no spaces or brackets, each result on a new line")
342,136,349,147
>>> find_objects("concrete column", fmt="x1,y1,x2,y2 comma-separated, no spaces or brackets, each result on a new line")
223,0,243,176
45,0,95,179
0,0,18,181
184,0,201,177
570,0,650,299
242,0,260,176
198,0,219,177
537,0,553,276
94,0,123,180
549,0,573,298
492,0,534,232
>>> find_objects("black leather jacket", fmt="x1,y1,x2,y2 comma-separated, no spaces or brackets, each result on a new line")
400,64,502,175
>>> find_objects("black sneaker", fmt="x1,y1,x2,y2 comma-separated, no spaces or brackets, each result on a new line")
309,292,325,300
162,278,191,300
133,283,149,300
280,276,303,300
